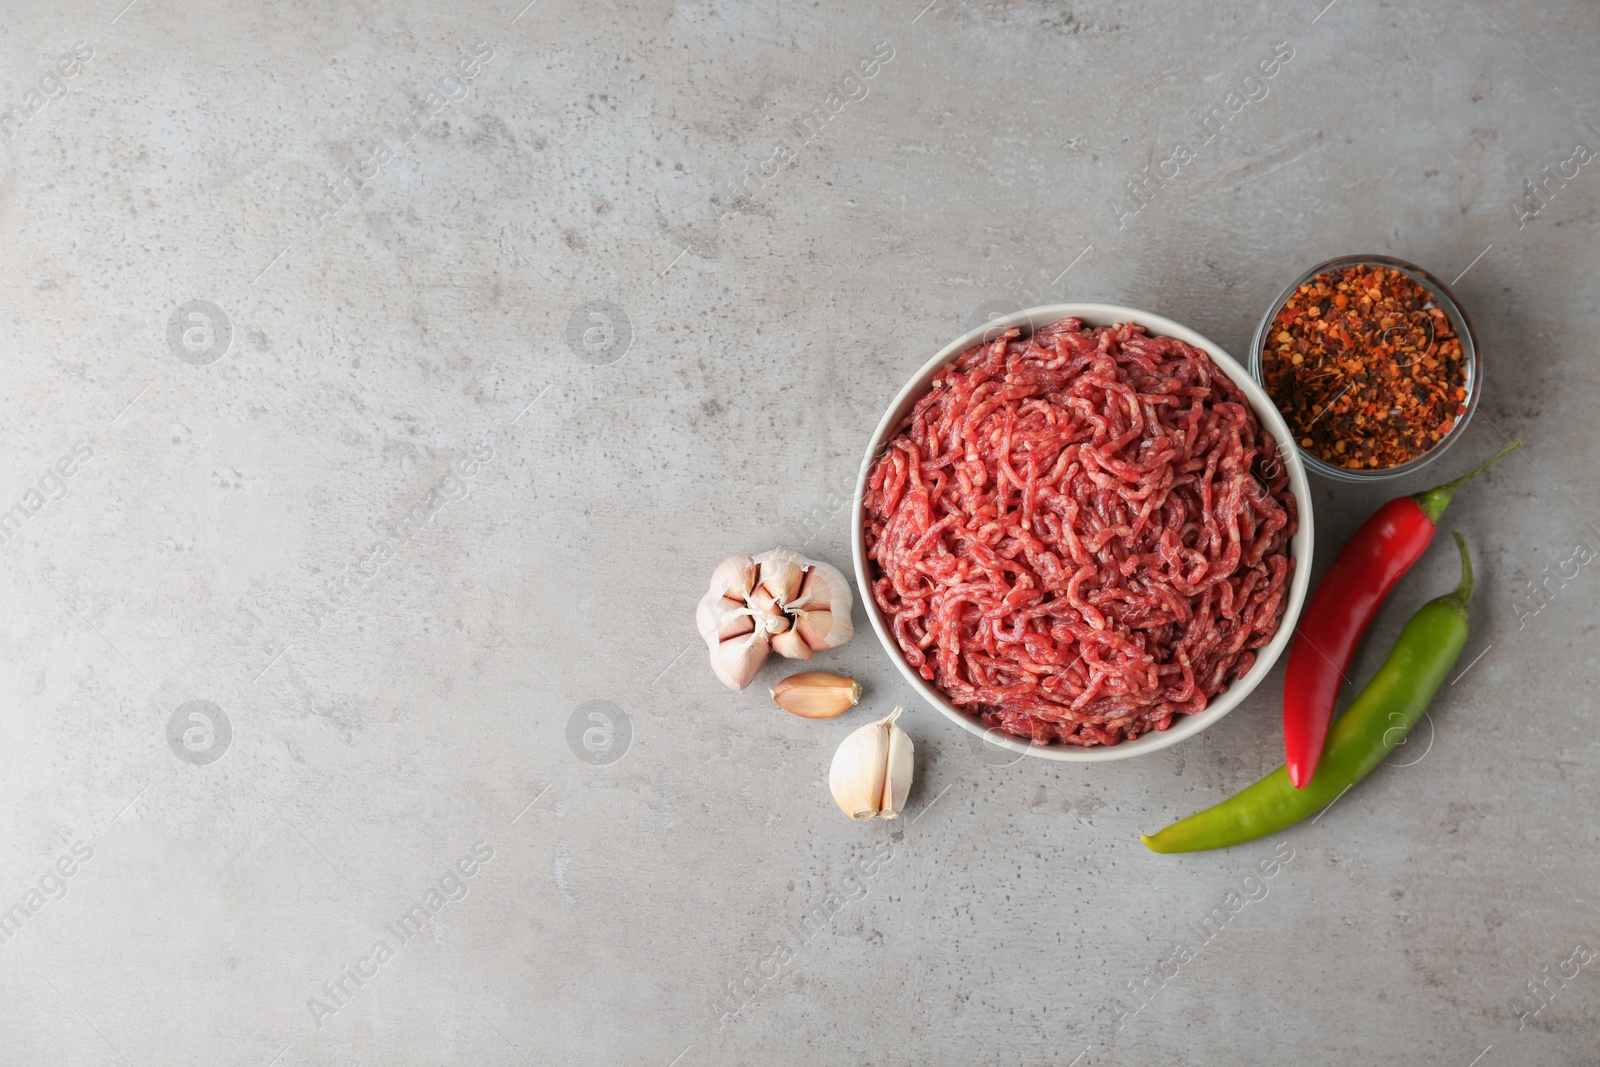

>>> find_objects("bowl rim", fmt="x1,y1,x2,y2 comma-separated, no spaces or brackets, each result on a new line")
1247,253,1482,483
850,302,1315,763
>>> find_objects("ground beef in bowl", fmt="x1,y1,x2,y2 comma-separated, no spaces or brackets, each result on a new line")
862,318,1297,747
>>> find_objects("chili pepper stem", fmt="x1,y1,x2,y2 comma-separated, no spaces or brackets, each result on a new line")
1439,530,1475,619
1413,440,1522,524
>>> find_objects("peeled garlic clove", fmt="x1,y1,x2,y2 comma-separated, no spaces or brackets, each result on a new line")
710,629,770,691
771,671,861,719
829,707,914,820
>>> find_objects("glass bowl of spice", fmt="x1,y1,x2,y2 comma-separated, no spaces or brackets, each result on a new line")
1249,254,1479,481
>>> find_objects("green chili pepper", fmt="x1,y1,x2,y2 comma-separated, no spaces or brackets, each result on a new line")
1141,531,1474,854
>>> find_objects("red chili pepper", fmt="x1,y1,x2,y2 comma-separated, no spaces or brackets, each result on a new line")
1282,441,1521,788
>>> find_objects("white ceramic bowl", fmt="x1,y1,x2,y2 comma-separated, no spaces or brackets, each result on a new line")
851,304,1315,763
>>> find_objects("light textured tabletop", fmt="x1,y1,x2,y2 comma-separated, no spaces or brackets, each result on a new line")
2,1,1597,1064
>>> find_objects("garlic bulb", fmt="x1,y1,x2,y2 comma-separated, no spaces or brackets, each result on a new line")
771,671,861,719
829,707,914,820
696,548,854,690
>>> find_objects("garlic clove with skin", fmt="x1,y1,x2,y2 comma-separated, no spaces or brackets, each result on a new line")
747,590,790,634
831,720,888,819
793,610,843,652
769,627,813,660
829,707,914,820
696,593,753,642
757,551,807,605
787,564,854,653
881,714,914,817
771,671,861,719
791,565,851,617
710,629,770,691
708,555,760,602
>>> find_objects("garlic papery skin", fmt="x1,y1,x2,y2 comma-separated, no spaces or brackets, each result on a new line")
829,707,914,820
771,672,861,719
697,549,855,689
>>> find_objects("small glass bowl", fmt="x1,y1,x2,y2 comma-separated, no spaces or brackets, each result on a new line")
1248,254,1481,483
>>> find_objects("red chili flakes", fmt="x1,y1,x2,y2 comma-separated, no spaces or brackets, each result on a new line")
1262,265,1469,470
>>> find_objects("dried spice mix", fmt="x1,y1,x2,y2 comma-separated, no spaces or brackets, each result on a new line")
1262,265,1468,470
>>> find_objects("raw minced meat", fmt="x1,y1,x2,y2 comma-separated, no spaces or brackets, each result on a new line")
863,318,1297,747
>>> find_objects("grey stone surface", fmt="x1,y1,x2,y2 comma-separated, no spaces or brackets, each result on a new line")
0,1,1596,1063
